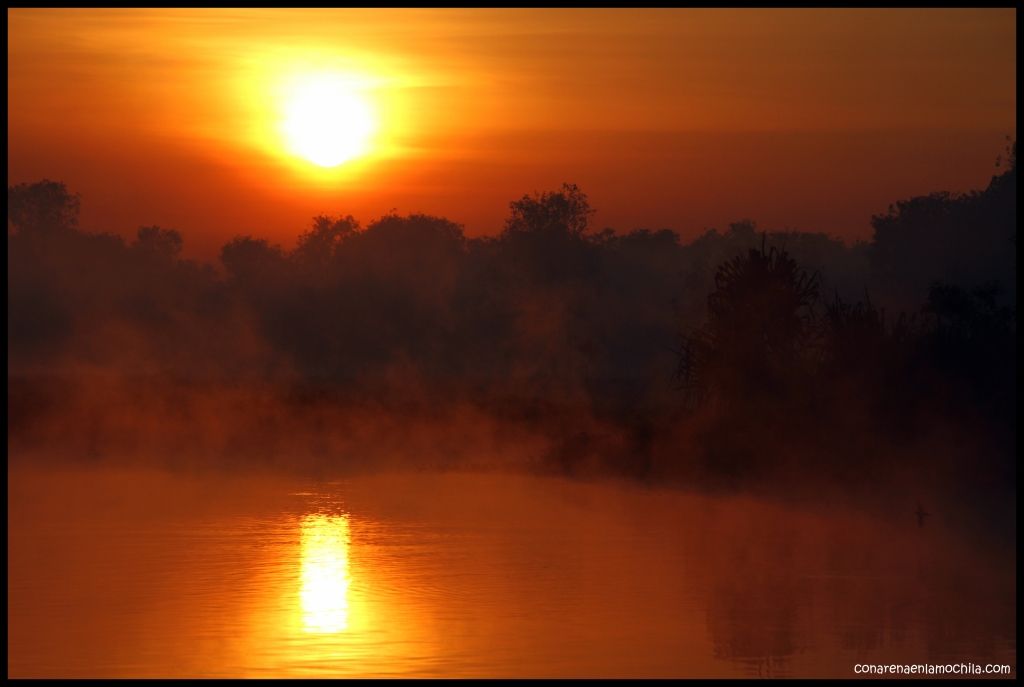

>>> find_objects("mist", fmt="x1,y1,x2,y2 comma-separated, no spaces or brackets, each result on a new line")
8,144,1017,543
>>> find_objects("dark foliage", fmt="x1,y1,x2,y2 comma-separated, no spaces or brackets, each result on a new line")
6,144,1016,518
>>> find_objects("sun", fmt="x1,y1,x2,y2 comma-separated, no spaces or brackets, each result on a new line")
281,74,377,168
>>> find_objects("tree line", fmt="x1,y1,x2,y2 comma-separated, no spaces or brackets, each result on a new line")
7,143,1016,508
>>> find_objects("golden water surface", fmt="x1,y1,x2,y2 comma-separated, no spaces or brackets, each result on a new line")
7,467,1016,678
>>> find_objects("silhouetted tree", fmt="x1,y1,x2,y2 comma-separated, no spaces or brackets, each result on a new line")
869,140,1016,310
133,226,183,261
922,281,1016,416
679,239,820,405
821,291,891,372
504,182,593,237
292,214,358,270
221,236,287,283
7,180,81,236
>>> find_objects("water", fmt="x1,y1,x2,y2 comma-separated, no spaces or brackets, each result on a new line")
8,466,1016,678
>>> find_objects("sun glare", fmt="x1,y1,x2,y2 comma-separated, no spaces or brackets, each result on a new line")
281,74,377,168
299,513,351,633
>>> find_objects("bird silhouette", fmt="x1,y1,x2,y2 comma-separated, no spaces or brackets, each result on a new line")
915,502,930,528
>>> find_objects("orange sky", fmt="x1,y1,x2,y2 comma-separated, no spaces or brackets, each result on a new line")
8,8,1017,258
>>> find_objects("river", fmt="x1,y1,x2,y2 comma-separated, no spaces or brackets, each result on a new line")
7,466,1016,678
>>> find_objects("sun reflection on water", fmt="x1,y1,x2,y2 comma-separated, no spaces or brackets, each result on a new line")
299,513,351,634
